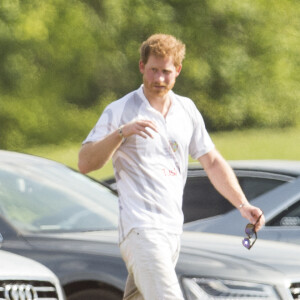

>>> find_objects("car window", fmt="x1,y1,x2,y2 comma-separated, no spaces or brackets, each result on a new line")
268,200,300,227
183,171,289,223
235,171,291,200
183,176,233,222
0,163,119,233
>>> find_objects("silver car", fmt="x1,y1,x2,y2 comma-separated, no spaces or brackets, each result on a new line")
0,235,65,300
179,232,300,299
184,161,300,245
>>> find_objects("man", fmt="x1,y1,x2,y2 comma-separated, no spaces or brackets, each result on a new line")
78,33,265,300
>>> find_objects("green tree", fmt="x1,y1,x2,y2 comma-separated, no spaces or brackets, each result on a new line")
0,0,299,150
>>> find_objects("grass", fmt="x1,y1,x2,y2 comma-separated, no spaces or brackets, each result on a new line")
209,126,300,161
24,125,300,180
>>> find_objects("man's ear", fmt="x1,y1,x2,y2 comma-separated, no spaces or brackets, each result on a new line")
139,60,145,74
176,64,182,77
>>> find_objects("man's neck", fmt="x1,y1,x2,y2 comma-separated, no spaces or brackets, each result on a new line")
143,89,171,118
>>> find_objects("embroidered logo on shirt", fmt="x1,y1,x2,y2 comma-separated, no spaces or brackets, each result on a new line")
169,140,178,152
162,168,178,176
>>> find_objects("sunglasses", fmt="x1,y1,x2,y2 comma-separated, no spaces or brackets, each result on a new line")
242,213,263,250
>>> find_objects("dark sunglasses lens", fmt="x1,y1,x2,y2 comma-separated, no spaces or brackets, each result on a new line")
242,238,251,249
245,224,255,236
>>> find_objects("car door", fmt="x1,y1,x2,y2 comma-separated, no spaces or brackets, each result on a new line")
184,169,293,223
184,178,300,246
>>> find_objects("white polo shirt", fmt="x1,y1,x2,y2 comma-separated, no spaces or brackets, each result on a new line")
83,85,215,242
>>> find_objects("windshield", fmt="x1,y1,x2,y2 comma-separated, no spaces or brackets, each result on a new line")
0,160,119,233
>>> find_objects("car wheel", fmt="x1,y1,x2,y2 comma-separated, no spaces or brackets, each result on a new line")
68,288,123,300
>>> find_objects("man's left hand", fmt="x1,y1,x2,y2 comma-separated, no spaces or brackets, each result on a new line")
240,205,265,232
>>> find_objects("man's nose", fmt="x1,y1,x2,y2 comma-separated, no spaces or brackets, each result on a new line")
155,71,164,82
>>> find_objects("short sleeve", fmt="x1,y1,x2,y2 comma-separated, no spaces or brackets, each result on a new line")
82,105,118,144
188,104,215,160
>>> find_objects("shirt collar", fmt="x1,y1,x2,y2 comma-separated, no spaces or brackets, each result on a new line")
137,84,177,107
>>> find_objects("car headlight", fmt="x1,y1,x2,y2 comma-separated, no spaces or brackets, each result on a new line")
182,277,280,299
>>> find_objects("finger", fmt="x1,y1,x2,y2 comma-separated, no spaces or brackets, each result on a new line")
145,127,156,138
251,208,262,219
130,124,149,139
136,131,148,139
147,122,158,132
255,215,265,232
138,120,158,132
245,210,260,226
136,124,155,139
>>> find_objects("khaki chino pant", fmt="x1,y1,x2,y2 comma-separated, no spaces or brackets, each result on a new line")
120,228,184,300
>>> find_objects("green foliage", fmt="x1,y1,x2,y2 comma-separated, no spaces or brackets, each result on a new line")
0,95,100,150
0,0,299,150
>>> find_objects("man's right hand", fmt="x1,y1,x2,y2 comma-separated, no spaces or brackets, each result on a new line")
121,120,158,139
78,119,158,174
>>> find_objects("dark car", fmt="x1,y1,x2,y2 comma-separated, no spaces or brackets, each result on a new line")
103,160,300,223
184,160,300,223
1,150,300,300
184,168,300,245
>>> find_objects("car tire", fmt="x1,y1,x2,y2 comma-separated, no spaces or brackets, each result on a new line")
68,288,122,300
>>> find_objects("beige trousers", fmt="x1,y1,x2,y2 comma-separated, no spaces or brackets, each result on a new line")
120,228,184,300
